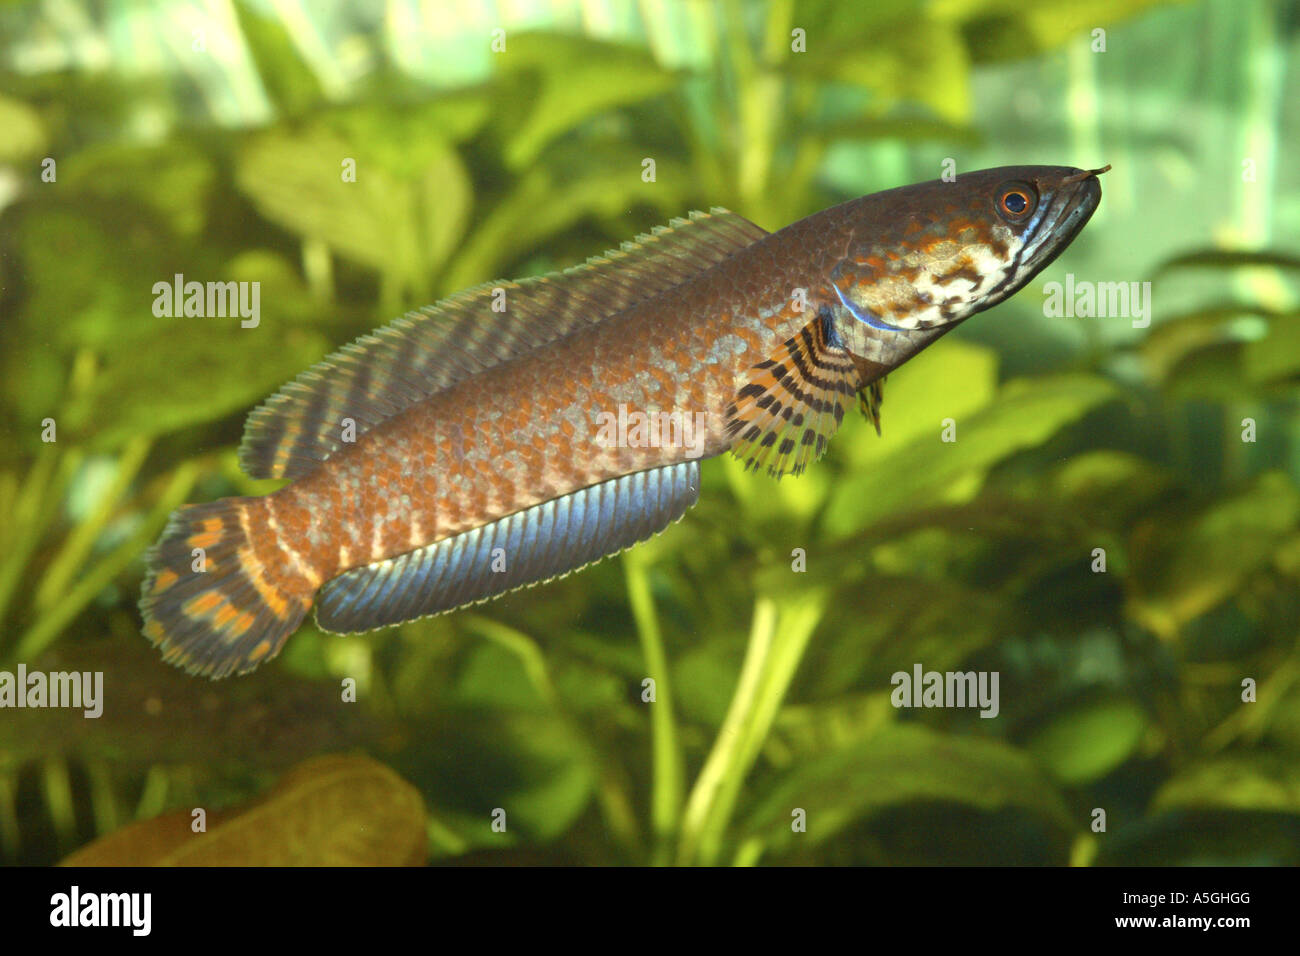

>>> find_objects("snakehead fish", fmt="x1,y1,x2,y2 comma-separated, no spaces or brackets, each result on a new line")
141,164,1108,678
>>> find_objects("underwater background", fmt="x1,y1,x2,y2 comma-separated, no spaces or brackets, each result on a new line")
0,0,1298,866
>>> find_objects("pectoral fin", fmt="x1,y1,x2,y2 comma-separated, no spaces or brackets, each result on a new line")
724,311,862,479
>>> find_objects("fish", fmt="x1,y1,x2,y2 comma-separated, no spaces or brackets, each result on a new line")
140,163,1108,678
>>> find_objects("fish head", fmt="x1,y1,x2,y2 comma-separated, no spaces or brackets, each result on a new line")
826,164,1108,364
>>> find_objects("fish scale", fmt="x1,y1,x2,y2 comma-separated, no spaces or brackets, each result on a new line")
141,164,1107,677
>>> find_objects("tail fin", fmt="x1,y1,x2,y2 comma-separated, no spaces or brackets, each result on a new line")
139,498,311,679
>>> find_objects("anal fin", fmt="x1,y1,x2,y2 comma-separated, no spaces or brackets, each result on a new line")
315,461,700,633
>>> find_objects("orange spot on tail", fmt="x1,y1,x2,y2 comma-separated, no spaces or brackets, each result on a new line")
188,517,224,551
152,569,179,594
184,591,224,616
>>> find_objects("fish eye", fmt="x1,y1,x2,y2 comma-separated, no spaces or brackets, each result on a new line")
996,183,1036,221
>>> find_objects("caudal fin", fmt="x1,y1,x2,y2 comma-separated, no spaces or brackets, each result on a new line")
140,498,311,679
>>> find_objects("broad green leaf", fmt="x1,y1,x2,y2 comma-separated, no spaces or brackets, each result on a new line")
0,94,46,160
496,33,678,169
61,140,217,238
767,692,897,763
741,723,1072,855
440,145,688,290
232,0,325,116
806,574,1011,697
1025,696,1148,784
1153,753,1300,814
1243,315,1300,385
823,372,1117,536
236,126,470,294
453,641,545,711
788,20,971,123
674,644,744,728
411,711,593,843
1137,304,1281,383
62,252,331,450
61,755,426,866
843,337,1000,465
1152,249,1300,279
1157,340,1258,404
944,0,1179,63
1048,449,1171,506
11,207,172,354
1127,471,1300,639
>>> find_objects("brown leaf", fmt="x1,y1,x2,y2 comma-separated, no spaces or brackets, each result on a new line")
62,755,426,866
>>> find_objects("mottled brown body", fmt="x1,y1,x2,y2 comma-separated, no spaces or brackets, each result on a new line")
257,213,855,593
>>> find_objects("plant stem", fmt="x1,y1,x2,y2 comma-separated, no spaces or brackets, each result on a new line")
623,549,684,863
677,590,825,865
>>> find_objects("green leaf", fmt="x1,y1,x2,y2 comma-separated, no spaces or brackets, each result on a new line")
496,33,678,169
844,337,1001,461
1152,249,1300,279
1127,471,1300,639
788,20,971,123
741,723,1073,856
950,0,1179,63
232,0,325,116
1153,753,1300,814
412,711,594,844
1025,696,1148,784
236,125,471,296
1137,303,1282,383
806,574,1012,697
0,94,47,161
10,206,172,354
61,251,331,450
1243,315,1300,385
61,140,217,239
440,145,688,291
823,372,1118,536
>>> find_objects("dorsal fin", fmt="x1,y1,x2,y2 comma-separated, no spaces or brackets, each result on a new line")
724,310,864,479
314,460,700,633
239,209,768,480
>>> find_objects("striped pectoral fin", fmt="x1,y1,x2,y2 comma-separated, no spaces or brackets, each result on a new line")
724,310,863,479
314,461,700,634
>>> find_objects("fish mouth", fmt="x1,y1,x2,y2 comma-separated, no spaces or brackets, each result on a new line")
975,165,1106,312
1017,165,1107,277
